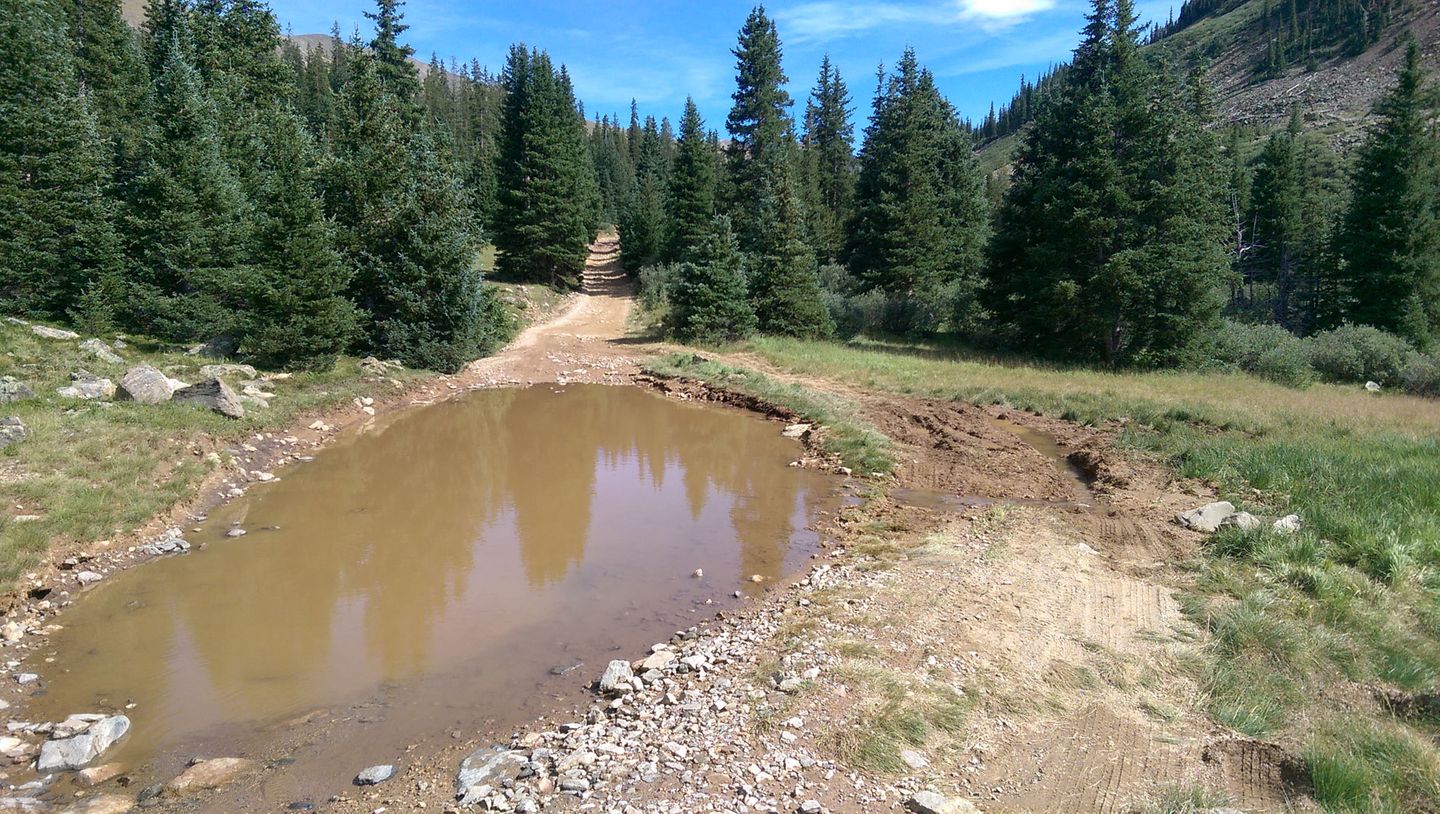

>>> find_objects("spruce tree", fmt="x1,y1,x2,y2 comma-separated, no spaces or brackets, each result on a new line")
64,0,150,175
1249,110,1305,328
126,21,253,340
1328,41,1440,349
618,116,666,271
0,0,124,321
664,98,718,263
669,215,757,343
724,6,796,253
366,0,420,102
984,0,1229,364
846,49,988,330
377,125,505,372
493,46,597,286
238,107,357,369
749,163,833,337
802,55,854,263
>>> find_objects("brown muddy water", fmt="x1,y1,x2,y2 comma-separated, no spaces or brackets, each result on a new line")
25,385,838,806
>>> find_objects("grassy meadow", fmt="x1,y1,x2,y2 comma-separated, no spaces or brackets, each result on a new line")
732,335,1440,812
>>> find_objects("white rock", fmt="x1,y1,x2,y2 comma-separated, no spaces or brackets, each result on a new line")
1273,514,1302,534
36,715,129,771
599,660,634,695
1175,501,1236,533
31,325,79,340
1221,511,1262,532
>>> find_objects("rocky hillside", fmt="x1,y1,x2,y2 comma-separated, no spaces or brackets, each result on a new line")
1150,0,1439,147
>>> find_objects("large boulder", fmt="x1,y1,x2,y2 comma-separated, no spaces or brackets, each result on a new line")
171,378,244,419
0,417,27,449
78,339,123,365
0,377,34,404
116,365,172,404
1176,501,1237,533
35,715,129,771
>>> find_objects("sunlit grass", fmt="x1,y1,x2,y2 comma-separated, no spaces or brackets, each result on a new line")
739,333,1440,809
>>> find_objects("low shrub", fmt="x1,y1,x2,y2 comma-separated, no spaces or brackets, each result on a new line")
1304,324,1414,386
1399,353,1440,397
637,263,677,311
1205,321,1314,387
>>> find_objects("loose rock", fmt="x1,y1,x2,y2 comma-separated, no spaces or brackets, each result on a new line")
455,747,526,805
76,762,127,787
36,715,129,771
1175,501,1236,533
355,764,395,785
31,325,79,340
1220,511,1261,532
1273,514,1302,534
0,377,35,404
164,757,256,793
906,791,983,814
599,659,634,695
0,417,27,449
61,794,133,814
199,364,257,380
79,339,123,365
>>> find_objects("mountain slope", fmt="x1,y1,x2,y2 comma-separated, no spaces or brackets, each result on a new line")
1151,0,1438,146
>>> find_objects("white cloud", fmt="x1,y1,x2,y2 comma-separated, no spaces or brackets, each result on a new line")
957,0,1058,22
776,0,1058,42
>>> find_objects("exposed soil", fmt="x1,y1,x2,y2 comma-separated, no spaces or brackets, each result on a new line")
19,236,1314,813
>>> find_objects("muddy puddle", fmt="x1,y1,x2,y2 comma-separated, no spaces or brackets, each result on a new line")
893,417,1095,511
24,385,837,807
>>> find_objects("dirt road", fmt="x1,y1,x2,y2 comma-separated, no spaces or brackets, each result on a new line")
463,234,642,387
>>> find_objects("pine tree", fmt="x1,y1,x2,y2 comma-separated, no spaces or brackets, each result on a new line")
1329,41,1440,348
618,116,666,271
366,0,419,102
493,46,598,286
984,0,1229,365
1249,109,1305,328
237,106,357,369
846,49,988,330
749,162,833,337
724,6,796,253
669,215,757,342
376,125,506,372
330,45,502,371
126,21,252,340
802,55,854,263
64,0,150,175
664,98,718,263
0,0,124,321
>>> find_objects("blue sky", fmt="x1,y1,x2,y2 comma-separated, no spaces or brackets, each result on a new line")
269,0,1175,131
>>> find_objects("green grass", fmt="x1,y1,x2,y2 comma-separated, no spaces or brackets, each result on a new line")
645,352,894,475
738,334,1440,810
0,284,557,585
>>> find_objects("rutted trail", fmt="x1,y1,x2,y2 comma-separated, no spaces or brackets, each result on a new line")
464,234,641,387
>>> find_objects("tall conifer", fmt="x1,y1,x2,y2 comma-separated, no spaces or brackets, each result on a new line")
664,98,718,263
1328,41,1440,349
0,0,124,321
